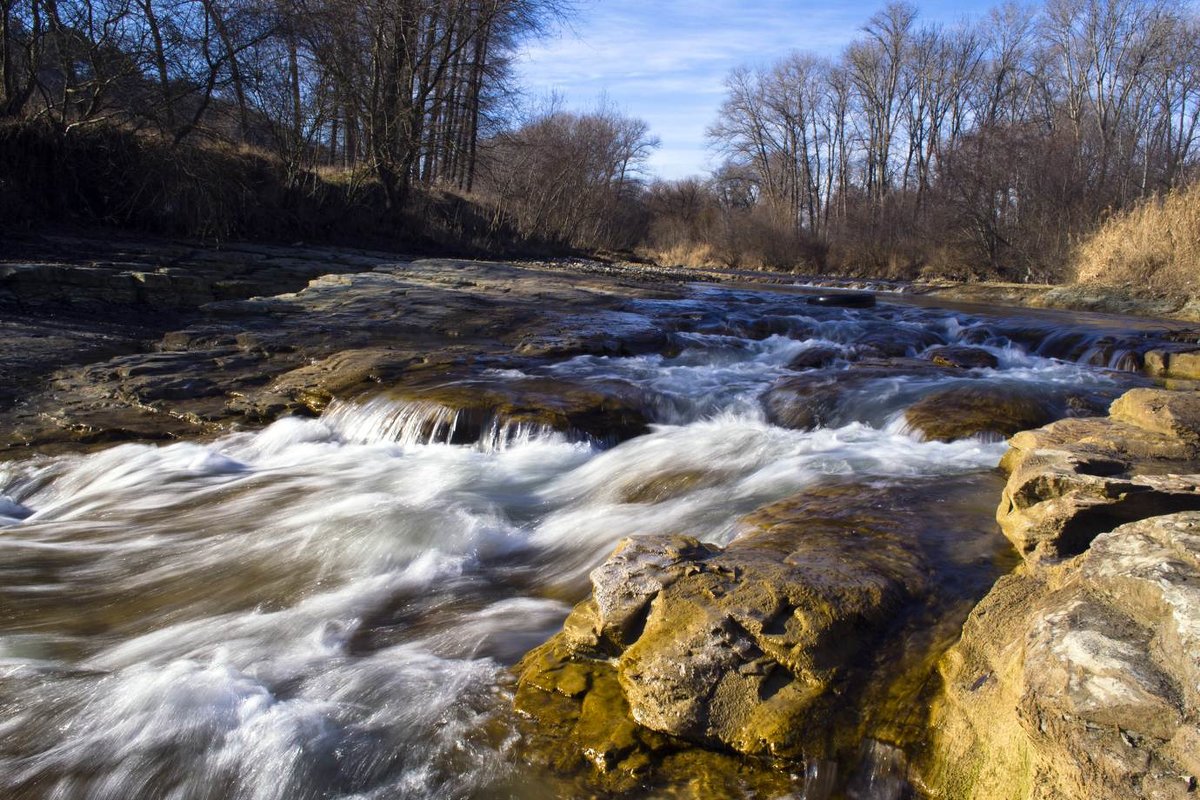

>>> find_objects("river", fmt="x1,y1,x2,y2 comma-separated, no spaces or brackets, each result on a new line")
0,282,1178,799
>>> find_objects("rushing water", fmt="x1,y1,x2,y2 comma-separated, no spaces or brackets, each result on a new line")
0,284,1176,799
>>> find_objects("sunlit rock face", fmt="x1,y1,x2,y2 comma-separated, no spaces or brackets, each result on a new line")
997,390,1200,563
516,478,1011,784
923,512,1200,800
920,388,1200,800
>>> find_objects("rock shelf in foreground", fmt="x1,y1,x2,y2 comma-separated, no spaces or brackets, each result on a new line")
516,388,1200,799
919,389,1200,800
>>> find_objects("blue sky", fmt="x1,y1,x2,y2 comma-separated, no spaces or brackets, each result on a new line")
514,0,999,180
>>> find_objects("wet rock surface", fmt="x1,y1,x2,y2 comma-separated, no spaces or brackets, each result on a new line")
903,383,1092,443
6,234,1200,799
762,360,950,431
0,239,686,455
921,344,1000,370
515,478,1012,791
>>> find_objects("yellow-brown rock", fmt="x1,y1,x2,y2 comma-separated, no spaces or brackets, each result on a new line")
515,478,1012,788
919,513,1200,800
996,391,1200,563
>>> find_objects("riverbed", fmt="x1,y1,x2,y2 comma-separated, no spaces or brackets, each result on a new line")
0,257,1193,799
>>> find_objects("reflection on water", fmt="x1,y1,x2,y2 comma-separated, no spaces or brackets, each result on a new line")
0,285,1167,799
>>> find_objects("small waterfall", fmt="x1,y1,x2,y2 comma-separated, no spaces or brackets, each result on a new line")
321,398,461,446
321,398,563,452
477,417,561,453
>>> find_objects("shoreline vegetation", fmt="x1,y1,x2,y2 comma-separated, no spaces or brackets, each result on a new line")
2,0,1198,292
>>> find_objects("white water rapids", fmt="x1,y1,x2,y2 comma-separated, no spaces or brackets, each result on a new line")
0,287,1164,799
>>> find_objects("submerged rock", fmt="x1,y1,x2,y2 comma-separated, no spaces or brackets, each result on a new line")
786,344,844,371
856,324,946,358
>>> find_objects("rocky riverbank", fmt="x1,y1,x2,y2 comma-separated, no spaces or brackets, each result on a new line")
920,389,1200,799
0,234,690,456
4,234,1200,798
517,388,1200,798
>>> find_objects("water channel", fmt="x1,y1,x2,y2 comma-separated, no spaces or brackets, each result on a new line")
0,282,1185,799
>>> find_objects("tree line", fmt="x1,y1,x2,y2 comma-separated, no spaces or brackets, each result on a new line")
652,0,1200,280
0,0,659,249
1,0,554,198
3,0,1197,280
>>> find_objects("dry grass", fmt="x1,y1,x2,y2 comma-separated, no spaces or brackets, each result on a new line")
643,242,720,268
1074,183,1200,292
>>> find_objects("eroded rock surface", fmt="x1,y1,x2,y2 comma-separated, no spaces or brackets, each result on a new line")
920,387,1200,800
515,479,1012,788
997,390,1200,562
922,513,1200,800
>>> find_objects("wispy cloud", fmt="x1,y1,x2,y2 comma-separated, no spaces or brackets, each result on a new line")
515,0,994,179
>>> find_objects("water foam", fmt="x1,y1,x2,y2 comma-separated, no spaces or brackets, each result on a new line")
0,282,1167,799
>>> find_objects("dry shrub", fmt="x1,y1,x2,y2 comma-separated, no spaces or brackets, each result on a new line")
1074,183,1200,292
0,120,550,256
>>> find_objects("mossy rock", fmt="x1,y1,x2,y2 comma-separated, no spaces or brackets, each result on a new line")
513,478,1013,796
513,633,804,797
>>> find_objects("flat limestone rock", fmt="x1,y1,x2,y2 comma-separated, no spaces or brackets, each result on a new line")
996,393,1200,563
1144,348,1200,380
1110,388,1200,443
0,248,688,454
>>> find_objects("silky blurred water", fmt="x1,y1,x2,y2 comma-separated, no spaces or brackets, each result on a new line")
0,286,1168,799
